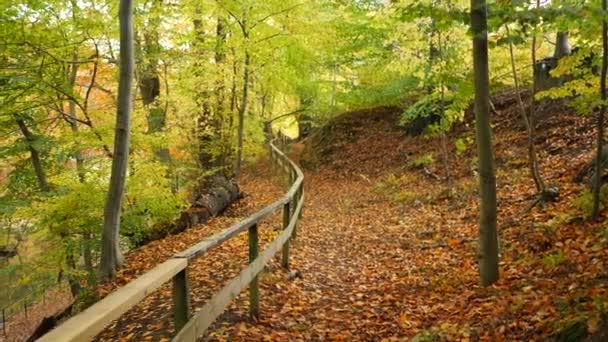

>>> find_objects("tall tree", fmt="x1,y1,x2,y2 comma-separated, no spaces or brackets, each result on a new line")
235,5,251,176
193,9,221,173
14,115,50,192
99,0,134,280
527,0,547,195
505,22,546,198
215,15,231,172
471,0,499,286
138,0,169,163
554,31,571,59
592,0,608,219
222,1,301,174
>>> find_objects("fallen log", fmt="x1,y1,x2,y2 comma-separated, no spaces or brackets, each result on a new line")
127,176,241,246
170,176,241,235
0,247,17,258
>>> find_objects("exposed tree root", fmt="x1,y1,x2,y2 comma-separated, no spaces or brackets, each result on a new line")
525,185,560,212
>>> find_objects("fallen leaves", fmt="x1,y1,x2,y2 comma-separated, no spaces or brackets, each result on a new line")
203,97,608,340
90,161,285,341
48,94,608,341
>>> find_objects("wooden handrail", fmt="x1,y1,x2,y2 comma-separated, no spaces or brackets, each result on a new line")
37,139,304,342
173,196,304,341
37,259,187,342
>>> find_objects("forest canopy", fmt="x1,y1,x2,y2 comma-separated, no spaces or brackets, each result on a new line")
2,0,608,339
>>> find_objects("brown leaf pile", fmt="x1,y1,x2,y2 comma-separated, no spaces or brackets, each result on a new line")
205,94,608,341
19,92,608,342
91,161,285,341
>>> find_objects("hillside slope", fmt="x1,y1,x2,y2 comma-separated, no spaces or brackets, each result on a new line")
206,92,608,340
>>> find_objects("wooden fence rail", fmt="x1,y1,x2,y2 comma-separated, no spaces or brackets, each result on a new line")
38,139,304,342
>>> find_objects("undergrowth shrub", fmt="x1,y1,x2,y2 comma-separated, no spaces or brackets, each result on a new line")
574,185,608,218
394,190,420,203
409,153,435,169
373,174,401,195
412,329,444,342
542,250,566,268
454,138,468,156
373,173,421,204
122,161,187,247
399,94,444,127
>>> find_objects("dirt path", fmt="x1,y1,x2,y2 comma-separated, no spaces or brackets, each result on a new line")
206,172,419,341
13,103,608,341
93,162,419,341
203,103,608,341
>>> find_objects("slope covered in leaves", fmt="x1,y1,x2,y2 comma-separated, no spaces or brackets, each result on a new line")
30,94,608,341
77,161,282,341
203,96,608,341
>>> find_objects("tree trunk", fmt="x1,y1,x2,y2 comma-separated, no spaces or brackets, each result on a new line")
68,53,86,183
193,15,221,171
62,236,81,298
436,27,452,191
471,0,499,286
99,0,134,280
215,16,229,173
506,25,546,195
236,47,250,175
82,232,96,287
554,31,571,59
171,176,240,235
592,0,608,219
230,51,238,114
67,51,94,289
15,118,50,192
529,0,547,195
139,1,169,164
140,69,167,158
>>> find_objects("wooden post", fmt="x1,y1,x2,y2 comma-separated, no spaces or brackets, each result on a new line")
298,183,304,219
288,169,294,189
292,199,298,240
172,267,190,332
292,179,299,236
270,149,275,172
282,202,291,269
248,224,260,318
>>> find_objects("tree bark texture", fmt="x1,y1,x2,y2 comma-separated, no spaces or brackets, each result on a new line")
99,0,134,280
15,118,50,192
471,0,499,286
592,0,608,219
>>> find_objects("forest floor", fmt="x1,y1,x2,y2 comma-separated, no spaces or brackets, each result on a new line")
204,96,608,341
1,286,72,342
11,92,608,341
2,164,284,342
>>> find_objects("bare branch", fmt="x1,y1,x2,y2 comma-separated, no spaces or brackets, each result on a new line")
255,33,288,44
84,42,100,113
250,3,302,31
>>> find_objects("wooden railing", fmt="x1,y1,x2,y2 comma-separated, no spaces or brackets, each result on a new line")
38,140,304,342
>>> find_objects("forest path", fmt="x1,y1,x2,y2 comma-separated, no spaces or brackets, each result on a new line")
91,161,427,341
93,101,608,341
207,170,421,340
